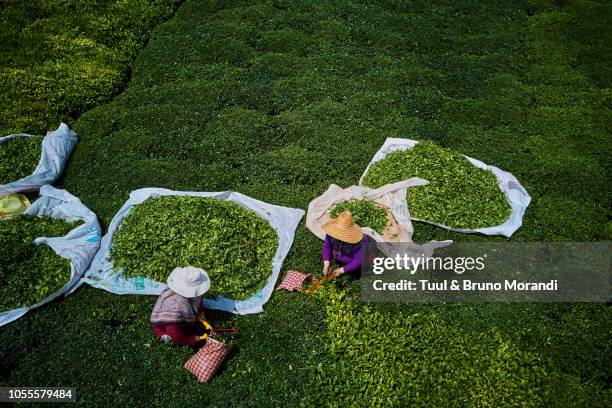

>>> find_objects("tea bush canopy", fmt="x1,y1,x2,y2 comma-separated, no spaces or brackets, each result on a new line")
0,0,181,135
0,137,42,184
0,0,610,406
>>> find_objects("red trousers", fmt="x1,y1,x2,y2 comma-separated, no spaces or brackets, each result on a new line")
152,322,199,346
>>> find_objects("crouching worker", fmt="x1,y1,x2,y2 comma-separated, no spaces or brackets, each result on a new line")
150,266,211,351
321,211,370,280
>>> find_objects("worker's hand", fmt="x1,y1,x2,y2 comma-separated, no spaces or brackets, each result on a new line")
323,261,331,275
332,267,344,277
197,333,208,342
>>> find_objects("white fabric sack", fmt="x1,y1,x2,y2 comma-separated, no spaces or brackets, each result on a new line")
0,185,102,326
0,123,77,196
359,138,531,237
307,179,429,243
79,188,304,315
306,181,452,260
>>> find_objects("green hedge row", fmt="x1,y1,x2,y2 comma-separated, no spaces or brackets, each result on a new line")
308,285,610,407
0,284,324,406
0,0,181,135
0,136,42,184
0,0,609,406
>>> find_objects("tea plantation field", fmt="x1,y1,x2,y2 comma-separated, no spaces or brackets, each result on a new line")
0,0,181,134
1,0,610,406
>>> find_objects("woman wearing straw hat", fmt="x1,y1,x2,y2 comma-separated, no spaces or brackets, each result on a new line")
321,211,371,280
150,266,211,351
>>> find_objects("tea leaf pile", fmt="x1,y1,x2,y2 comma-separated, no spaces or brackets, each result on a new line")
330,199,388,234
0,136,43,184
362,141,512,229
0,215,79,311
110,196,278,300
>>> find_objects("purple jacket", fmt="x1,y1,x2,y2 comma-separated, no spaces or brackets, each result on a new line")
322,234,369,273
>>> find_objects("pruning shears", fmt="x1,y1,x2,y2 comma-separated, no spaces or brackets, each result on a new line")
199,318,239,339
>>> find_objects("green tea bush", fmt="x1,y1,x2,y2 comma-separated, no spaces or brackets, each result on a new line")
308,287,549,407
0,136,42,184
0,285,326,406
362,141,512,229
0,0,181,135
330,199,388,234
0,215,79,311
1,0,607,405
110,196,277,300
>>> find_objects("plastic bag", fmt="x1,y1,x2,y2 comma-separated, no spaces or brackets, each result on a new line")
78,188,304,315
359,138,531,237
0,123,77,196
0,193,30,220
0,185,102,326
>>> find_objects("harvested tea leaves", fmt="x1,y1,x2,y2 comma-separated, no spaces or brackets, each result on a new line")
330,199,388,234
362,140,512,229
0,136,43,184
109,196,278,300
0,215,79,311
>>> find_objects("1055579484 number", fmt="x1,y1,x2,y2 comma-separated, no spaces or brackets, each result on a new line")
0,387,76,402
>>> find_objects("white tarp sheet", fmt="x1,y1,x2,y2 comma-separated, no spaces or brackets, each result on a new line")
359,138,531,237
79,188,304,315
306,179,429,243
0,123,77,196
306,181,452,261
0,186,101,326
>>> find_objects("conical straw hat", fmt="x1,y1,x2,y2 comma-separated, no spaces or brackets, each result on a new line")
321,210,363,244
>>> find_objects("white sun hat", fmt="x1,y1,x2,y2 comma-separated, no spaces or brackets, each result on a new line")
166,266,210,298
